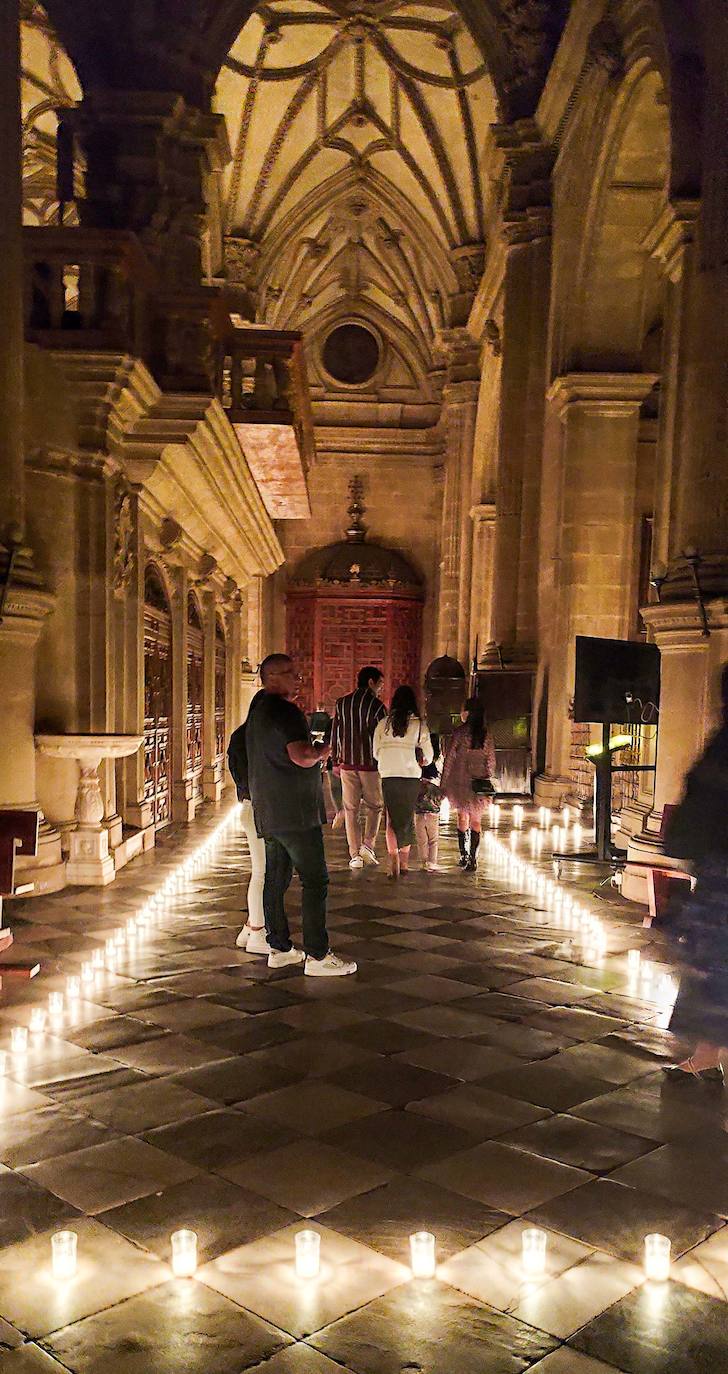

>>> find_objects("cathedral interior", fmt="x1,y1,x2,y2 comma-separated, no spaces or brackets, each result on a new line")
1,0,728,1370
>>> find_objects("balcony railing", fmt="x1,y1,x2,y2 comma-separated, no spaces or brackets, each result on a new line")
24,227,154,359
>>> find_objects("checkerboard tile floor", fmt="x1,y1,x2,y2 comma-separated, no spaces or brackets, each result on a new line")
0,806,726,1373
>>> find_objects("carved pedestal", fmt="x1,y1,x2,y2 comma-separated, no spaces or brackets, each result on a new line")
35,735,144,885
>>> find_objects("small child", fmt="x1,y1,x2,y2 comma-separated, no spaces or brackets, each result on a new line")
415,736,442,871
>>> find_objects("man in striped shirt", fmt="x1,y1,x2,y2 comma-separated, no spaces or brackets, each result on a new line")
331,666,387,869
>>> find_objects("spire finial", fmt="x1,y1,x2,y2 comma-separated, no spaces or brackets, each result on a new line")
345,474,367,543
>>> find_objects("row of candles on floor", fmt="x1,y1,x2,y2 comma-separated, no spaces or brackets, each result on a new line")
0,807,242,1070
48,1225,674,1285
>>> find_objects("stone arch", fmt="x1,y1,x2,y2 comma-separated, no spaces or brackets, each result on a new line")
21,1,82,225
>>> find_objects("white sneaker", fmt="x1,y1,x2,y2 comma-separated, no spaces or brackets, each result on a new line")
425,862,439,873
359,845,378,866
244,925,273,956
305,951,358,978
267,947,305,969
349,855,364,870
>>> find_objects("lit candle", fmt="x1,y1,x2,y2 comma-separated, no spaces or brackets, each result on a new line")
105,938,117,959
30,1008,47,1035
51,1230,78,1280
409,1231,436,1278
66,976,81,1001
10,1026,28,1055
627,949,641,974
572,822,583,846
171,1229,198,1278
295,1229,321,1280
522,1228,547,1278
644,1233,671,1281
81,962,95,985
509,831,518,850
113,928,126,947
0,1049,6,1076
513,805,524,828
92,948,104,968
561,805,571,826
48,991,64,1017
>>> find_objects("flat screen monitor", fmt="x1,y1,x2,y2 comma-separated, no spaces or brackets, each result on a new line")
573,636,660,724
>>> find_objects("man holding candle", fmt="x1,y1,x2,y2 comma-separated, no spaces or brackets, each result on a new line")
246,653,356,978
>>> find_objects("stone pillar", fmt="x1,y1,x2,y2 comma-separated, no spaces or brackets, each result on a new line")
171,567,194,822
536,374,657,805
0,0,61,891
469,503,497,654
202,589,220,801
435,335,480,663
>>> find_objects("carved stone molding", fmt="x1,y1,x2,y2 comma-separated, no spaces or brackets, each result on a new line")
112,482,135,598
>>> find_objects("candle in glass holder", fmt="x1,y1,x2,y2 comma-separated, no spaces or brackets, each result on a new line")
81,961,95,985
92,948,104,968
627,948,641,974
0,1049,6,1076
66,975,81,1001
113,928,126,947
561,805,571,827
522,1228,547,1278
30,1007,47,1035
513,805,524,828
48,991,64,1017
10,1026,28,1055
295,1229,321,1279
409,1231,436,1278
644,1233,671,1281
52,1230,78,1280
171,1229,198,1278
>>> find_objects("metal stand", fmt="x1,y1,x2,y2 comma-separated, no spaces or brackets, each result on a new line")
552,722,656,878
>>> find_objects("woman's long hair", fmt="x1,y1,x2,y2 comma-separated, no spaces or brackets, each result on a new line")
388,684,418,738
464,696,486,750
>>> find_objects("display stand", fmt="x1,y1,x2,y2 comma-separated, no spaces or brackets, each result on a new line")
552,722,656,876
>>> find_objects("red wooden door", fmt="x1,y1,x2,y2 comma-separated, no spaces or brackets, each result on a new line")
287,590,423,715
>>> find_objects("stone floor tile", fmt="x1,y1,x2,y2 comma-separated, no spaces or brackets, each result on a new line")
0,1105,116,1169
468,1017,576,1059
0,1166,79,1247
308,1279,557,1374
438,1218,592,1312
323,1057,454,1107
527,1348,631,1374
104,1033,236,1075
0,1080,52,1119
62,1016,168,1052
570,1279,728,1374
225,1139,393,1216
80,1079,218,1133
240,1037,379,1082
186,1017,302,1056
240,1080,385,1136
394,1038,524,1082
671,1226,728,1299
338,1020,441,1056
98,1171,296,1262
323,1108,478,1172
482,1062,615,1112
277,1004,371,1034
170,1056,303,1105
143,1109,295,1170
550,1042,656,1086
420,1140,590,1215
21,1136,196,1214
42,1279,290,1374
406,1082,551,1138
0,1347,71,1371
133,1000,249,1032
610,1139,728,1218
0,1316,24,1350
315,1175,507,1263
501,1113,657,1174
511,1249,644,1339
0,1216,168,1337
249,1345,357,1373
387,974,484,1003
390,1005,493,1038
199,1222,410,1339
528,1177,722,1263
573,1073,728,1144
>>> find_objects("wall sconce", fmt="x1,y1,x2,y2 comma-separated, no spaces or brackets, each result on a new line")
649,550,710,635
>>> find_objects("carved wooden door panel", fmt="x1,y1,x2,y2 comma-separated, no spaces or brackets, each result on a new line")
388,602,423,701
186,594,204,803
317,601,388,713
214,619,226,762
143,572,172,830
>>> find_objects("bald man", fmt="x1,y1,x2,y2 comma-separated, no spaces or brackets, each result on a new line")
245,653,357,978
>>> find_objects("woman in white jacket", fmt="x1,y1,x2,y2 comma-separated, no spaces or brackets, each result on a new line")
373,685,433,878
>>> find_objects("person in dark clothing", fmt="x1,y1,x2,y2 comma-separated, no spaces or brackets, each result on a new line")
227,688,269,955
245,653,356,978
662,662,728,1083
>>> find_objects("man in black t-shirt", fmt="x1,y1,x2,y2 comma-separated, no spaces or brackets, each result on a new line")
245,654,357,978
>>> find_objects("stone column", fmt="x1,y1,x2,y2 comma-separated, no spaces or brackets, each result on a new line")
469,503,497,653
202,589,220,801
0,0,61,891
435,335,480,664
171,567,194,823
536,374,657,805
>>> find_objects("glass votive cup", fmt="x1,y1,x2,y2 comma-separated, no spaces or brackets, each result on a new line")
0,1049,6,1076
409,1231,436,1279
171,1229,198,1277
10,1026,28,1055
66,976,81,1001
644,1233,671,1281
105,938,117,959
522,1228,548,1278
295,1229,321,1279
81,962,95,985
52,1230,78,1280
30,1008,47,1035
48,991,64,1017
92,948,104,968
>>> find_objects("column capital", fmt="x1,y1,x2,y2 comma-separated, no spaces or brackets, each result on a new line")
470,502,496,525
639,597,728,646
643,199,700,281
547,372,659,419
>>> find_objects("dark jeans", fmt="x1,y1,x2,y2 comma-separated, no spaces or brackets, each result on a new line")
263,826,329,961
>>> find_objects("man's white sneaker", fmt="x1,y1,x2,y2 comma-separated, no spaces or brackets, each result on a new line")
267,947,305,969
305,951,358,978
359,845,378,866
244,925,273,956
349,855,364,870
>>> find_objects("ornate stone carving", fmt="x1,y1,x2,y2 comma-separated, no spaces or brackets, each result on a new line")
112,485,135,598
160,517,183,550
483,318,502,357
586,19,624,77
